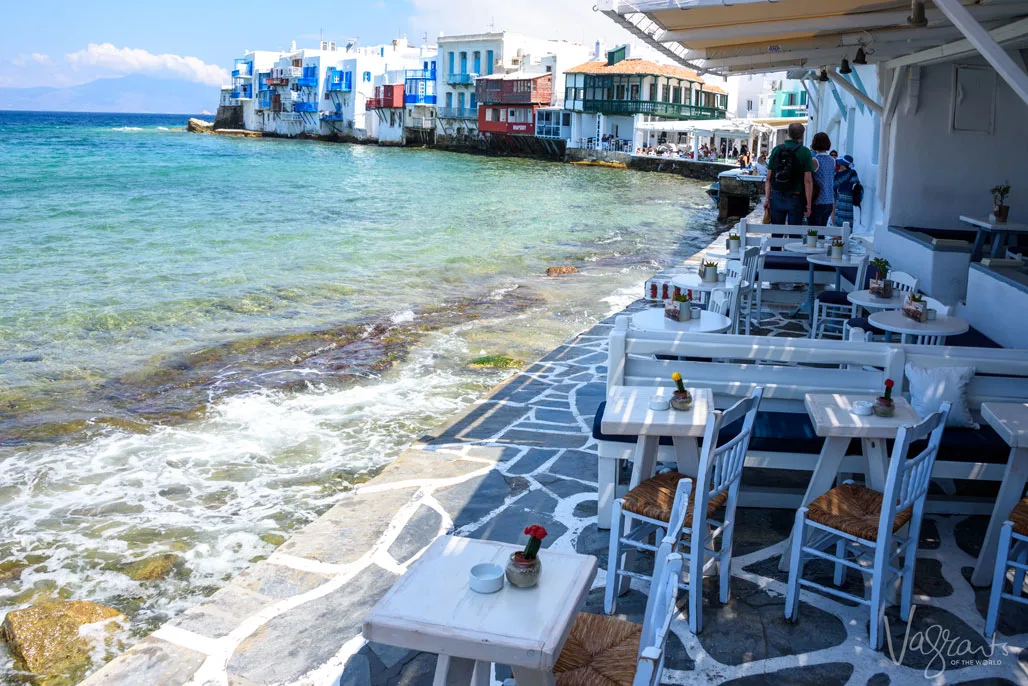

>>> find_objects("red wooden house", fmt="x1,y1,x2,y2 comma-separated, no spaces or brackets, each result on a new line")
367,84,405,109
476,72,552,136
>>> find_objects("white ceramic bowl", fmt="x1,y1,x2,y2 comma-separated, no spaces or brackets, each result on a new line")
469,563,504,594
649,394,671,411
851,401,874,416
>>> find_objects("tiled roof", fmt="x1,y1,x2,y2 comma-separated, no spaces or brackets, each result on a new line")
566,58,726,93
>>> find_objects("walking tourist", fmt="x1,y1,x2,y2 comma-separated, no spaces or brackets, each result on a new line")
763,122,815,224
809,132,836,226
834,155,860,227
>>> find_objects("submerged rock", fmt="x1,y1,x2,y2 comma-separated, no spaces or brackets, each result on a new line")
468,355,525,369
546,265,579,276
1,600,122,682
186,118,214,133
121,554,181,581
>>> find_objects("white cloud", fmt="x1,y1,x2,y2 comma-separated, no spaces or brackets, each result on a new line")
11,52,52,67
64,43,228,86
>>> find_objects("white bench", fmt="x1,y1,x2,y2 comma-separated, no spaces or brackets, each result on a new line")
595,317,1028,526
737,219,853,288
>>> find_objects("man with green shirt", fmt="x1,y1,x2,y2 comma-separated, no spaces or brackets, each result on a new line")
763,122,815,224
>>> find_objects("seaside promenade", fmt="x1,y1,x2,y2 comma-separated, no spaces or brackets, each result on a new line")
76,240,1025,686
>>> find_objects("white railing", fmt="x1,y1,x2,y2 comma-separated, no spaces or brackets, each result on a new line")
279,112,303,121
407,116,434,130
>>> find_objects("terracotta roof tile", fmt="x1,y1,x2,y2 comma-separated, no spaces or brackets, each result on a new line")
566,58,726,93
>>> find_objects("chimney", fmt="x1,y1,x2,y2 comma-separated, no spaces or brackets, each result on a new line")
290,40,297,52
594,40,601,59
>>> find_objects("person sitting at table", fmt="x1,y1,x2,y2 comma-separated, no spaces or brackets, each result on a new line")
753,153,768,175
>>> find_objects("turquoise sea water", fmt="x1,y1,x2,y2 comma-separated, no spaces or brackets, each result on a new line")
0,110,721,679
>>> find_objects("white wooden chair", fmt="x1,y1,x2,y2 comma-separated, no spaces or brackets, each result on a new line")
708,282,742,334
551,538,684,686
887,270,919,294
985,496,1028,638
736,246,761,335
908,296,954,346
785,403,951,649
810,255,868,340
605,390,764,634
749,237,771,331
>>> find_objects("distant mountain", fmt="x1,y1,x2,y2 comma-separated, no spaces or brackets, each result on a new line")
0,75,220,114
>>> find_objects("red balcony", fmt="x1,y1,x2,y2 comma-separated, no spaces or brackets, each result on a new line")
476,73,552,106
367,84,404,109
265,77,289,87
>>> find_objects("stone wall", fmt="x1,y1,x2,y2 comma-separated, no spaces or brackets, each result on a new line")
213,106,243,131
564,148,733,182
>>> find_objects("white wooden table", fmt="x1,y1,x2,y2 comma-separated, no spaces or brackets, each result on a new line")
797,252,860,319
783,242,827,254
779,393,921,572
630,308,732,334
960,216,1028,261
868,310,969,344
970,402,1028,586
363,535,598,686
847,289,906,312
670,273,747,295
601,385,714,492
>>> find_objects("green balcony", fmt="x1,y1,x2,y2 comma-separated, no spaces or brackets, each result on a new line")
581,99,725,120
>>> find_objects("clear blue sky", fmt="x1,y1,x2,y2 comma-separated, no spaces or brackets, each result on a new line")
2,0,634,89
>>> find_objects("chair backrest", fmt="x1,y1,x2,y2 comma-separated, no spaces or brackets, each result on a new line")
740,245,760,284
920,295,952,317
725,260,743,280
708,288,729,316
848,254,870,293
888,270,919,293
696,388,764,507
1006,248,1023,261
635,539,684,686
876,403,951,545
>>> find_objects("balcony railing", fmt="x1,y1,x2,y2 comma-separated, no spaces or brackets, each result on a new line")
437,107,477,119
446,73,478,86
297,77,318,88
404,94,437,105
405,69,436,80
322,111,345,121
265,77,289,87
580,99,725,120
405,116,434,130
294,102,318,113
279,112,303,121
327,80,352,92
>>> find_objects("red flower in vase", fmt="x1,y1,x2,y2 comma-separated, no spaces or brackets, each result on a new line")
883,378,895,401
521,525,548,560
524,525,548,540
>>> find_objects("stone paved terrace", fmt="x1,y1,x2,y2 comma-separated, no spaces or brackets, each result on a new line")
81,300,1028,686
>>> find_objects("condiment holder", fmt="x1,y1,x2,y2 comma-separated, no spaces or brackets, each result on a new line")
649,394,671,411
851,401,874,416
469,563,505,594
690,306,701,319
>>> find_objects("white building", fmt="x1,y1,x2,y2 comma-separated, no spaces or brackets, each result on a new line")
229,38,435,139
434,32,592,139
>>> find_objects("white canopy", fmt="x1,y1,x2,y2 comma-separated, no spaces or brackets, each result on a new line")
635,118,773,138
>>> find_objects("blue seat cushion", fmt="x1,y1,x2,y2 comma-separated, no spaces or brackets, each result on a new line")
945,327,1002,349
816,290,851,306
912,424,1010,464
764,254,835,272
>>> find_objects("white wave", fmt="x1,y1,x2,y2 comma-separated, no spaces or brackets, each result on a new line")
111,126,143,132
156,126,170,131
390,309,415,324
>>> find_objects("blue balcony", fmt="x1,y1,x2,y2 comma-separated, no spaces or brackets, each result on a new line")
294,102,318,113
322,111,345,121
297,77,318,88
257,91,273,109
326,69,353,92
447,72,478,86
405,69,437,80
405,94,437,105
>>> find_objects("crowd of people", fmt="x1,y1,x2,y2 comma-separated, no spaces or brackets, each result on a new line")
762,122,861,227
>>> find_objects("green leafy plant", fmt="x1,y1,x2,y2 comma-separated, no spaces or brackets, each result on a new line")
908,292,924,303
703,260,718,268
871,257,890,279
807,228,819,237
674,292,691,303
991,181,1011,206
728,233,740,241
831,238,845,247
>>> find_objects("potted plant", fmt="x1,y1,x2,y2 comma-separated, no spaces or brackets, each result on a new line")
874,379,896,417
869,257,892,298
991,181,1011,223
727,232,741,252
831,237,845,259
700,260,719,282
505,525,547,588
670,372,692,410
805,228,819,248
665,291,690,321
902,292,926,322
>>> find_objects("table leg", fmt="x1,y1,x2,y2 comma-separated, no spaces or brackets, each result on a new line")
971,447,1028,586
834,268,842,292
971,228,987,262
433,656,488,686
779,436,851,571
672,436,700,477
629,436,660,490
511,667,556,686
861,438,889,492
990,230,1007,259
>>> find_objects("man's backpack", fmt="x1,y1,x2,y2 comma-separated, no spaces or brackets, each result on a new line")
770,145,802,193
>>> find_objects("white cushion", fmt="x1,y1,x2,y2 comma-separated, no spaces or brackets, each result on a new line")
904,363,979,429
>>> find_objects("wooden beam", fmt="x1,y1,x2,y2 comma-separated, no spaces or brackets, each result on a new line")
887,16,1028,68
827,70,883,114
934,0,1028,107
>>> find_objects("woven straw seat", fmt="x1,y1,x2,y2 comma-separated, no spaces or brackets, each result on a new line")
806,483,912,542
1009,498,1028,536
621,471,728,525
553,612,641,686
